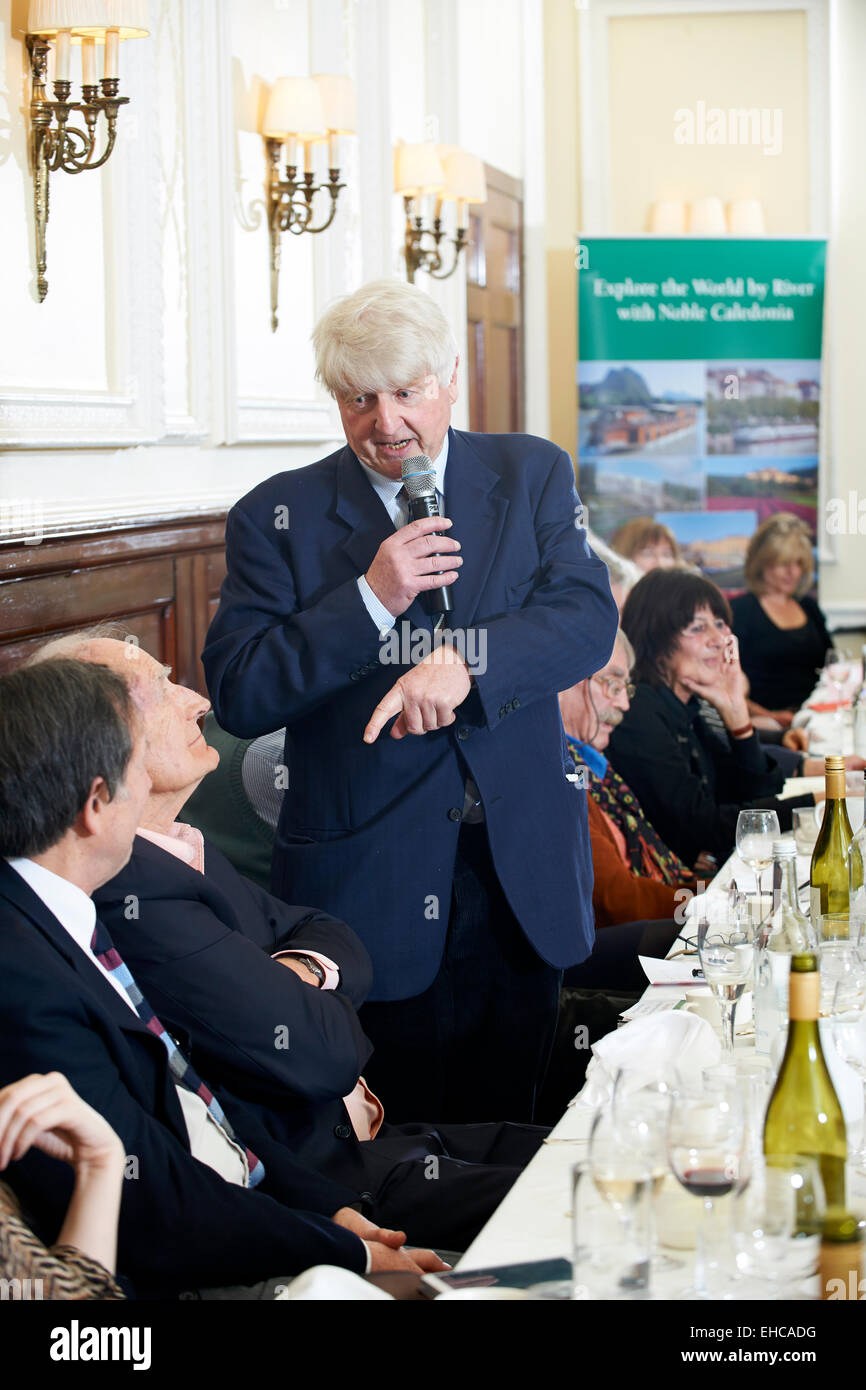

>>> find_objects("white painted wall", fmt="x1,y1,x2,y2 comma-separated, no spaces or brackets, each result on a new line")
0,0,541,535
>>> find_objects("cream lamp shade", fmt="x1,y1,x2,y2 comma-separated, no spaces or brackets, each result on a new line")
438,146,486,203
648,199,686,234
29,0,150,37
262,77,326,140
313,75,356,133
727,199,766,235
687,196,727,235
394,141,445,196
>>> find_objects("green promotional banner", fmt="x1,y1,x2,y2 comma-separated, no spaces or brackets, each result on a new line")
577,238,826,592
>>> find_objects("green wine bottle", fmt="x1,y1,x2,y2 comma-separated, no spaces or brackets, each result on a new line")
763,952,847,1220
810,754,854,940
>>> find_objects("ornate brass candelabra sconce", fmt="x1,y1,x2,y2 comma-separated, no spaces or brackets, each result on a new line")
402,196,469,284
262,75,355,333
27,36,124,301
25,4,149,302
394,142,486,285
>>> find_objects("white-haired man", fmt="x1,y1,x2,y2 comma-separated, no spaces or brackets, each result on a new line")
203,279,618,1124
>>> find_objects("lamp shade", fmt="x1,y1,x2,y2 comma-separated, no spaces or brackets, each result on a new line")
30,0,149,37
687,196,727,235
394,141,444,196
648,199,686,235
727,199,766,235
438,146,486,203
262,77,326,140
313,74,356,133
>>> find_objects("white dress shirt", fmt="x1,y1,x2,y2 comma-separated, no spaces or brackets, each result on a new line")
6,857,248,1186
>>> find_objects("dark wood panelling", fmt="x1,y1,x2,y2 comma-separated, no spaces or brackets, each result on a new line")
0,515,227,695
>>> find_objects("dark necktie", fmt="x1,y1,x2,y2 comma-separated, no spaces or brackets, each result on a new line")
90,919,265,1187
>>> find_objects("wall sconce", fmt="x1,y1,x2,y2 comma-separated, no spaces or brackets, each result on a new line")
395,141,486,283
686,196,727,236
261,73,355,332
26,1,149,302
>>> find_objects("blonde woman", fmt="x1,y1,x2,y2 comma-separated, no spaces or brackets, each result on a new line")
730,513,831,720
609,517,681,572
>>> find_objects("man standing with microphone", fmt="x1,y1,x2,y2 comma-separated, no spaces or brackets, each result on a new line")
203,279,617,1125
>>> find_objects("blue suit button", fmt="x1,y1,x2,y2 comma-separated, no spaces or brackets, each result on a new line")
334,1123,351,1139
512,698,520,709
350,672,359,681
447,807,462,821
457,726,470,741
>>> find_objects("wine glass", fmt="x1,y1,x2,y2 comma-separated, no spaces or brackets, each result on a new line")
585,1106,653,1296
610,1072,682,1272
733,1155,825,1293
824,647,853,705
668,1086,745,1298
697,913,755,1055
735,809,780,916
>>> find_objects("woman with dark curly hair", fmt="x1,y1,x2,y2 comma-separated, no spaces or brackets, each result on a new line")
607,568,815,866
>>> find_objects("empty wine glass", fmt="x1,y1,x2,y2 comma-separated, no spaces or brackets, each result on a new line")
668,1085,745,1299
824,647,853,705
830,1011,866,1174
733,1155,825,1293
697,913,755,1055
735,809,780,916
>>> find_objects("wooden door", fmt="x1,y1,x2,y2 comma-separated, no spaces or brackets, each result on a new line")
466,164,524,433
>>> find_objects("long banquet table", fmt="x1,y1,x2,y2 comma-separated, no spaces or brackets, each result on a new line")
455,691,866,1293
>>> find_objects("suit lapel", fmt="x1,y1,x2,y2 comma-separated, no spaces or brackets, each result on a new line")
0,862,166,1044
442,430,509,629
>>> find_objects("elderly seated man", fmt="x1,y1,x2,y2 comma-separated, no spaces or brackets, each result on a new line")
557,629,699,991
31,631,546,1255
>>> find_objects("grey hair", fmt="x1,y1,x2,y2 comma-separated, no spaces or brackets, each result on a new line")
313,279,458,398
27,623,141,667
614,627,635,669
587,529,642,596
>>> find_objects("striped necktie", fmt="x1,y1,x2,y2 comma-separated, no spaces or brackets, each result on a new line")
90,919,265,1188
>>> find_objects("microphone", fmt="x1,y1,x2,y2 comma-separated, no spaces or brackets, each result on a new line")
401,454,454,615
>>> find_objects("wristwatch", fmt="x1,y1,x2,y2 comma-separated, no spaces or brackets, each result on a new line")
290,953,326,987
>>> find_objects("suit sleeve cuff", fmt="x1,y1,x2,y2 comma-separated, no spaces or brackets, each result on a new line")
357,576,396,633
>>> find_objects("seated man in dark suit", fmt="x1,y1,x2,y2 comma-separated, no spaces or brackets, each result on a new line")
34,633,547,1253
0,659,445,1297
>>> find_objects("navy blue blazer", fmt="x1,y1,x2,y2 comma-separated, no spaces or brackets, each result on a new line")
0,861,366,1296
203,429,618,999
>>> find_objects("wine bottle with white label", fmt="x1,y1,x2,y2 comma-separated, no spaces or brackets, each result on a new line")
810,754,853,940
763,952,847,1219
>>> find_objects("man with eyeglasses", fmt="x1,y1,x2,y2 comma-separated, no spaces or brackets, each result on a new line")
556,630,697,991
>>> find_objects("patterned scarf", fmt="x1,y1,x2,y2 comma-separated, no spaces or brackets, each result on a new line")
566,735,692,886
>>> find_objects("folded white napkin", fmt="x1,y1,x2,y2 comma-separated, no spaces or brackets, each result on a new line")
274,1265,395,1300
577,1009,722,1109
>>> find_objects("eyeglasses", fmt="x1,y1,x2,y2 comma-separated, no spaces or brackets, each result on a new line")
680,618,728,640
592,674,635,700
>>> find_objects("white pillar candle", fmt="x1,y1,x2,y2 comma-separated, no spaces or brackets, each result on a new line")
284,134,298,171
456,198,468,231
328,132,339,170
434,194,444,223
54,30,71,82
81,37,97,87
104,28,119,80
